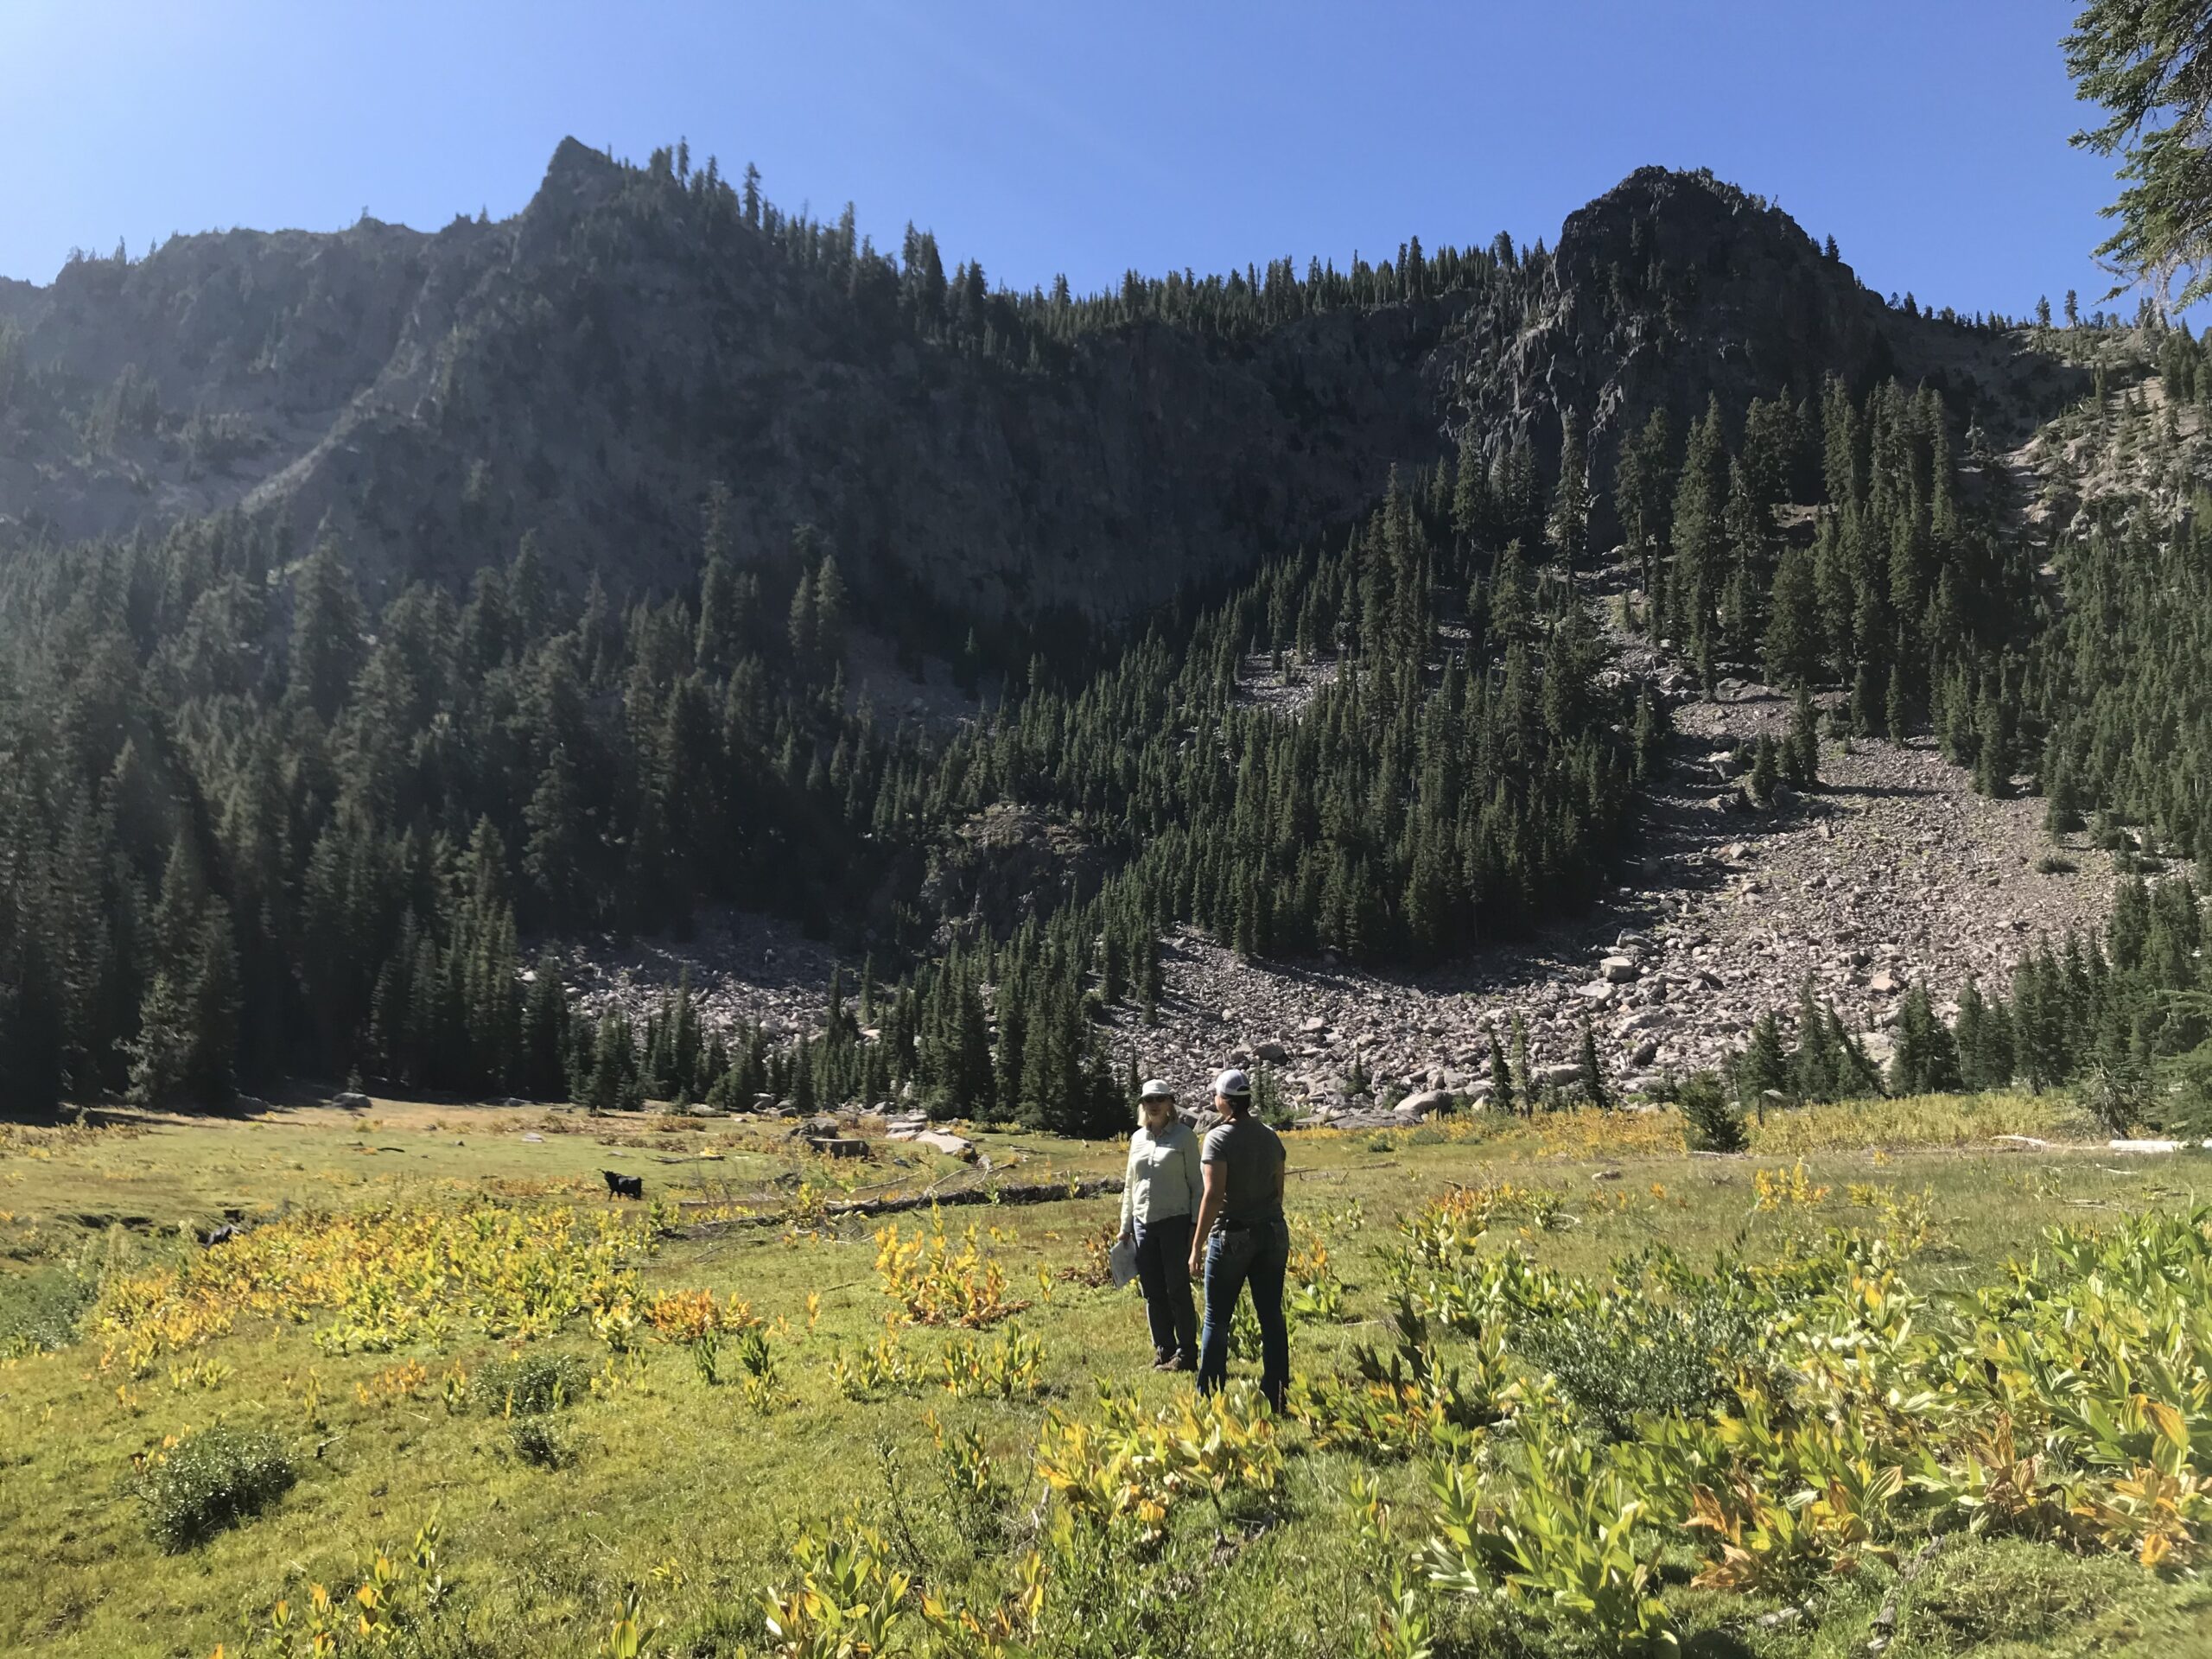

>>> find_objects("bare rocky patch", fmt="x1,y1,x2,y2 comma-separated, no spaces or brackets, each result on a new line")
1090,688,2124,1116
567,671,2139,1118
1233,652,1340,715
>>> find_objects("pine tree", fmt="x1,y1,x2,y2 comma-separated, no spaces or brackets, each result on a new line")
1764,544,1821,686
187,901,243,1107
787,571,818,666
813,556,849,664
1889,982,1962,1095
2044,761,2083,834
521,950,570,1100
1786,683,1820,790
1546,410,1589,563
1974,685,2016,797
1955,978,1991,1088
1748,735,1780,807
696,483,743,674
287,537,368,723
1679,1070,1747,1151
1741,1010,1789,1105
1792,976,1843,1100
1632,688,1663,782
1510,1014,1535,1116
1614,408,1673,605
2108,877,2152,971
1487,1024,1514,1116
1885,662,1911,745
1578,1015,1610,1110
1670,397,1729,660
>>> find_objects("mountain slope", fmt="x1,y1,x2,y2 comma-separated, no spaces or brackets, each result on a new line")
1,141,1472,628
0,151,2071,634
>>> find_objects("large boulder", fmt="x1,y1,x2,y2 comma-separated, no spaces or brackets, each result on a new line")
913,1129,977,1160
1393,1089,1452,1118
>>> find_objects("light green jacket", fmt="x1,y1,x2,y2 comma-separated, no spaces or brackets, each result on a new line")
1119,1118,1203,1232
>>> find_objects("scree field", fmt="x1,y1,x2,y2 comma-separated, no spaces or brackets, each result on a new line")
5,1096,2212,1658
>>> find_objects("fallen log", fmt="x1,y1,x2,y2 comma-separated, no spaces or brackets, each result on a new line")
677,1175,1125,1235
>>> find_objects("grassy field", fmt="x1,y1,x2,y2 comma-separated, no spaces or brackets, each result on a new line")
4,1092,2211,1657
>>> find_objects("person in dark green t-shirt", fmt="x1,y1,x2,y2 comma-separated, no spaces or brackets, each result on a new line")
1185,1067,1289,1407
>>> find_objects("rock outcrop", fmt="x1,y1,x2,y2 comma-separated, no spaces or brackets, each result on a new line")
1444,168,2082,543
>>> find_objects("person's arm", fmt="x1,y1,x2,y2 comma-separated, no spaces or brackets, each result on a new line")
1181,1129,1205,1217
1187,1156,1225,1277
1118,1135,1141,1237
1274,1135,1287,1209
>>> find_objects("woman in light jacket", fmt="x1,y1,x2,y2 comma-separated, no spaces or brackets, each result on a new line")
1117,1078,1203,1370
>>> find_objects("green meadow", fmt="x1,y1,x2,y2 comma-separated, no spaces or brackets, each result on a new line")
4,1094,2211,1658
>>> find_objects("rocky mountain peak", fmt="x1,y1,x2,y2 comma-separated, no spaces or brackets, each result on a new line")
1449,166,2066,544
521,137,629,236
1552,167,1832,290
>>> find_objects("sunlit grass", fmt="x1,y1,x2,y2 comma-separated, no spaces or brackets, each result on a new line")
1,1092,2207,1656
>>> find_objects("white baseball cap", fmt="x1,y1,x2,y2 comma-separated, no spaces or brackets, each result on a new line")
1212,1068,1251,1099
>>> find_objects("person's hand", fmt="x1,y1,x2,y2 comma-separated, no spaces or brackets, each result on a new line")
1186,1247,1204,1278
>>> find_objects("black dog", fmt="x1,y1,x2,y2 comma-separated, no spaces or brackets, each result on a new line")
601,1169,644,1199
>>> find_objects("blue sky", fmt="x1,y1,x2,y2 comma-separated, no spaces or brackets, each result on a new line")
0,0,2126,320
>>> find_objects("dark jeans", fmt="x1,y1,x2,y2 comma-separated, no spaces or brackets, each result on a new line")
1196,1217,1291,1407
1132,1214,1198,1360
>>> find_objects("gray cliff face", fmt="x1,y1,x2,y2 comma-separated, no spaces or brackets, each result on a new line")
0,151,2066,624
0,141,1469,624
1446,168,2075,541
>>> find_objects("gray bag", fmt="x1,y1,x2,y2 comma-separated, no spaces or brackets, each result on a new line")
1109,1232,1141,1289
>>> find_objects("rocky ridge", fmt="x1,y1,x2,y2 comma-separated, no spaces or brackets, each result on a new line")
0,141,1471,626
2,156,2073,635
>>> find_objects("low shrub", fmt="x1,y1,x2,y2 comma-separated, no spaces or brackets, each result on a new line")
137,1424,296,1550
1518,1290,1753,1440
1675,1071,1747,1153
0,1266,98,1356
508,1416,574,1469
2037,854,2078,874
468,1351,588,1417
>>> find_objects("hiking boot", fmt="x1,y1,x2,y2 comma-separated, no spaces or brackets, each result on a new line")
1160,1353,1195,1373
1152,1347,1174,1369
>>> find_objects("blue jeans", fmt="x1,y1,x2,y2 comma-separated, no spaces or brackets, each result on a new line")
1196,1218,1291,1407
1132,1215,1198,1360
